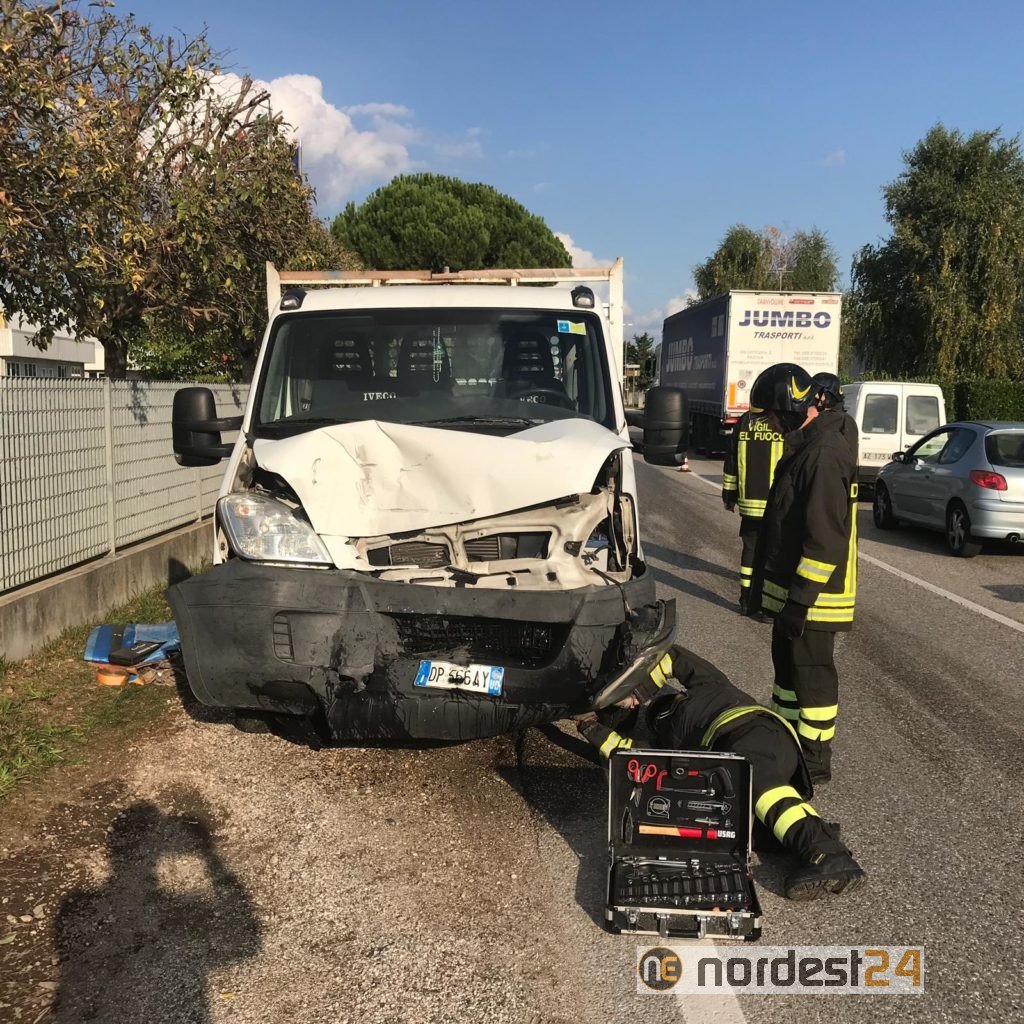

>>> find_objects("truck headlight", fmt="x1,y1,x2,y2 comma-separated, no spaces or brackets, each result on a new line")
218,493,333,565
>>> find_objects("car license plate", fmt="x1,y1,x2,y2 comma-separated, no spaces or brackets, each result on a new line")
413,660,505,696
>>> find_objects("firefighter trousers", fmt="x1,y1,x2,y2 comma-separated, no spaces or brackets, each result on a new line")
738,515,761,593
769,626,838,773
650,707,841,863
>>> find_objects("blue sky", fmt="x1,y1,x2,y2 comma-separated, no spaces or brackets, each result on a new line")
125,0,1024,335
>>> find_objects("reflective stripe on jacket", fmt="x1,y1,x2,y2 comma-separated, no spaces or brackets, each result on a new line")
722,412,786,518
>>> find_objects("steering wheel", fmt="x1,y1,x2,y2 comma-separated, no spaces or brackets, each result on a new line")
505,384,575,410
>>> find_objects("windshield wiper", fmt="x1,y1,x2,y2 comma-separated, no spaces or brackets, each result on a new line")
257,416,357,435
417,415,542,427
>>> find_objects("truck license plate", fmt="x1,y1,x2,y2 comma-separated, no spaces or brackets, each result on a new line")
413,660,505,696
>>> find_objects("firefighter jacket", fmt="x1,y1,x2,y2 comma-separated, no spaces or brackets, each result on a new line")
751,410,860,631
722,411,787,519
646,645,813,798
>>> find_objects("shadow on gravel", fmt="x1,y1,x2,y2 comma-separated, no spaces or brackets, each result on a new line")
54,799,262,1024
502,756,611,929
985,584,1024,603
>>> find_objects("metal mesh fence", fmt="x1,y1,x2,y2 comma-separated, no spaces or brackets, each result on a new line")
0,379,247,593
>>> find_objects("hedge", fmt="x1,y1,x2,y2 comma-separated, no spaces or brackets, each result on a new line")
949,379,1024,421
846,375,1024,422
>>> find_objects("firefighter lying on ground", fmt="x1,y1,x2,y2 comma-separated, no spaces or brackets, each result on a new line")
577,644,867,901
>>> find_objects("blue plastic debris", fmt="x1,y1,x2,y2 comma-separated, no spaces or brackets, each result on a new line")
84,622,181,666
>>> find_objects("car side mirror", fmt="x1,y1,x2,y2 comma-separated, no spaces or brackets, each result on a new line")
642,386,689,466
172,387,242,467
892,451,906,464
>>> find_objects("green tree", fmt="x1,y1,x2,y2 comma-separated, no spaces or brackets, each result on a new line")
626,331,655,386
693,224,839,299
331,173,570,271
851,125,1024,380
134,220,359,380
0,0,338,378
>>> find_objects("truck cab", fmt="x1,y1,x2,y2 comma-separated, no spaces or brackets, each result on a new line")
167,263,686,742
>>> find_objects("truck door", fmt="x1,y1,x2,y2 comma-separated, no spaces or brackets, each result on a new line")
858,386,902,477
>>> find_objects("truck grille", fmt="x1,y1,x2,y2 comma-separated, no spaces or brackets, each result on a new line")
464,533,550,562
390,614,567,668
368,541,451,569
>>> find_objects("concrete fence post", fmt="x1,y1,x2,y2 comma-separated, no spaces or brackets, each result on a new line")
103,378,117,556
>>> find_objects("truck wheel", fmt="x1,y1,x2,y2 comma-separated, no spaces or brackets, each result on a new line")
872,483,897,529
946,502,982,558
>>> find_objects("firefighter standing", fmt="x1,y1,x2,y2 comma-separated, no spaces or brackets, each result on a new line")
721,368,788,614
750,365,859,784
577,644,867,899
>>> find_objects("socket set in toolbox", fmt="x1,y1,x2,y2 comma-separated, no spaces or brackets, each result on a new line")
615,858,753,911
607,748,762,940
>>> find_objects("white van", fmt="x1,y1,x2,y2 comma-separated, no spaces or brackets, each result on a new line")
842,382,946,486
166,262,685,744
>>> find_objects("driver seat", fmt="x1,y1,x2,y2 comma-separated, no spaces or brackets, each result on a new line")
498,331,565,401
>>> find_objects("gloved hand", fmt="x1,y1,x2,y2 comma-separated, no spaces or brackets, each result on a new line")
723,490,738,512
776,599,809,639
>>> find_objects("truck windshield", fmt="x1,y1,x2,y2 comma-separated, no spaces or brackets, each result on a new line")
254,308,614,435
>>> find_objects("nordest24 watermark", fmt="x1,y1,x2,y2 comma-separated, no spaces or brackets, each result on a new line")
637,946,924,995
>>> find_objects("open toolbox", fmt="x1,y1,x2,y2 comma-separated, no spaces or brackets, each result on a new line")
606,748,761,940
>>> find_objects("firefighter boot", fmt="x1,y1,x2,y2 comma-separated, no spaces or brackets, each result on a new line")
784,822,866,901
802,738,833,784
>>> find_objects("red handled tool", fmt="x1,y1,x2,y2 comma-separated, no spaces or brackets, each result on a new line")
639,823,737,840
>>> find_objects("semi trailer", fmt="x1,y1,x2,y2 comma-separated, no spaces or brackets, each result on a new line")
659,291,842,454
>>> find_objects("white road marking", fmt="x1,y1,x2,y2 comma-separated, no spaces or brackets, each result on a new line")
673,941,747,1023
678,469,721,492
859,550,1024,636
675,464,1024,636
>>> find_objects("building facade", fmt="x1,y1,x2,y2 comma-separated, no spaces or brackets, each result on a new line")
0,310,103,377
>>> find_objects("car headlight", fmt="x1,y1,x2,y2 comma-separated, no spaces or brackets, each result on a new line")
218,493,333,565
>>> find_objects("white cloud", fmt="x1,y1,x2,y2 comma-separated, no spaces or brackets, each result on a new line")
554,231,614,268
822,148,846,167
212,73,415,207
630,292,698,338
212,75,482,209
343,102,413,120
433,127,484,160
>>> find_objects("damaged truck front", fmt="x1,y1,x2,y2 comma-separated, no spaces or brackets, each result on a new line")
168,263,689,742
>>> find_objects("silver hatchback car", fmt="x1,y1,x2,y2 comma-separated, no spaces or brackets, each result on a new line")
873,421,1024,557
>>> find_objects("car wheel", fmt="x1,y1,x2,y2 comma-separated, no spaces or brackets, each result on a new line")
873,483,897,529
946,501,982,558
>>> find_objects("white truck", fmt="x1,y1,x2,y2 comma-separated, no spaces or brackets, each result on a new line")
659,290,842,454
168,261,687,742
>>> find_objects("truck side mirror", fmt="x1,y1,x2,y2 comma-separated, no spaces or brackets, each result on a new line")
642,386,689,467
172,387,242,467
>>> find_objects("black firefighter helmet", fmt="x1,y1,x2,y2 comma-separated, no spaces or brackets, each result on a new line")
813,372,843,408
749,363,816,414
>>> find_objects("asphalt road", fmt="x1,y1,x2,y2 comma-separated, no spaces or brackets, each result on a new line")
3,454,1023,1023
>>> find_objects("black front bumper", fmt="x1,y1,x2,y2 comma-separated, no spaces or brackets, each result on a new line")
167,560,674,742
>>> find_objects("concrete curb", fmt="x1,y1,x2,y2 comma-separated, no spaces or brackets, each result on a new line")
0,521,213,662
